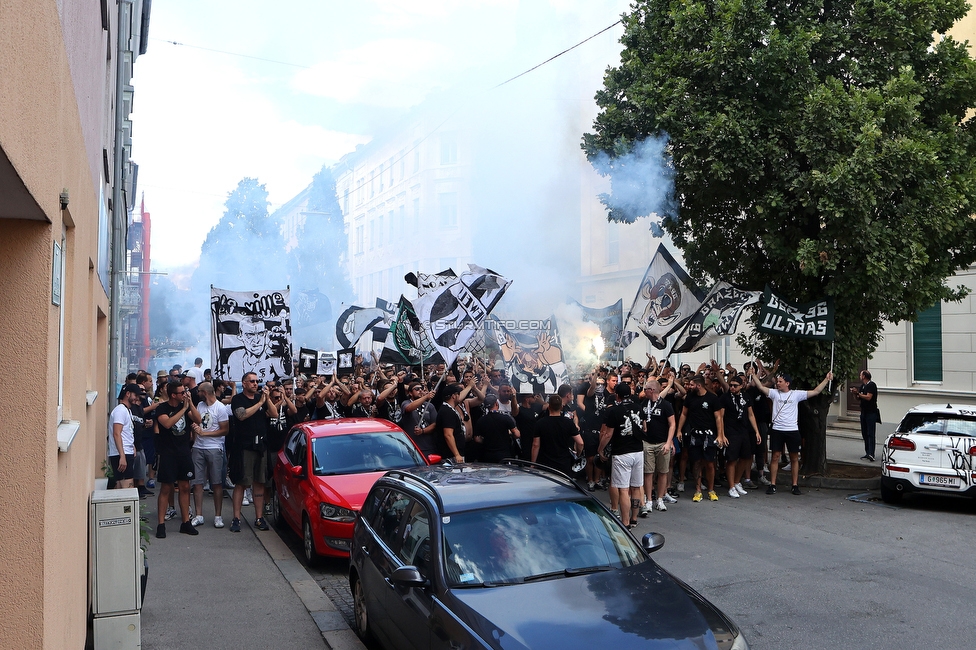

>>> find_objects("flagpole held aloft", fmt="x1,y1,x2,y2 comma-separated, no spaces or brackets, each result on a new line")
828,341,835,393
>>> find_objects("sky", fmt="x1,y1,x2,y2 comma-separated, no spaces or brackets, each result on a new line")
133,0,634,271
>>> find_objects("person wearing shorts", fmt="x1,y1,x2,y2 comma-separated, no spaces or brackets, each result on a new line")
677,376,726,503
154,379,202,538
719,378,761,498
190,382,229,528
228,372,278,533
749,368,832,495
640,379,676,514
598,382,646,528
108,384,142,489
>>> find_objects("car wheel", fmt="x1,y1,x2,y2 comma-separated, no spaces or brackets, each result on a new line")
880,482,903,504
271,486,284,529
352,573,375,643
302,515,319,566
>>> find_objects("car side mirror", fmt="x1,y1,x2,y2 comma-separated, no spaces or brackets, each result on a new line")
391,565,427,588
289,465,304,477
642,532,665,554
427,454,442,464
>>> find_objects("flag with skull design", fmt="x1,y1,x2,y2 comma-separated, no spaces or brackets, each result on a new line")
412,264,512,368
626,244,707,349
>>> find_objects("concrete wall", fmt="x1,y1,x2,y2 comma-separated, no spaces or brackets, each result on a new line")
0,1,114,647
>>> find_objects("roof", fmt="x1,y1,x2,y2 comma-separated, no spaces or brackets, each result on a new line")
300,417,406,438
385,463,586,514
903,403,976,417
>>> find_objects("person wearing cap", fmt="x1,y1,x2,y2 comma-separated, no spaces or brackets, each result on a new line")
109,385,142,489
434,383,468,463
185,357,206,384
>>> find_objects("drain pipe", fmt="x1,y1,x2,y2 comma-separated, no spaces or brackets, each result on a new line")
108,0,132,397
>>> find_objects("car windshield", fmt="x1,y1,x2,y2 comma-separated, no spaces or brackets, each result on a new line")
442,498,645,587
899,414,976,436
311,432,425,476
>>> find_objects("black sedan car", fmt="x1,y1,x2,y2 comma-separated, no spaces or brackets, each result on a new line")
350,461,749,650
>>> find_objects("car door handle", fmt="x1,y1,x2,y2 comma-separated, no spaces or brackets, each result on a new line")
360,545,370,557
384,577,395,589
924,444,944,450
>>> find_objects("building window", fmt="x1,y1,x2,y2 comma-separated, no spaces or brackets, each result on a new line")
389,210,395,242
369,219,376,251
399,205,406,239
606,221,619,265
413,141,421,173
343,188,349,214
377,214,385,247
439,192,458,229
389,157,395,186
413,198,421,231
355,224,364,254
912,303,943,382
440,134,457,165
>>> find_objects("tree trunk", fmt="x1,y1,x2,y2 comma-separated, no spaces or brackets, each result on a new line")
799,393,831,475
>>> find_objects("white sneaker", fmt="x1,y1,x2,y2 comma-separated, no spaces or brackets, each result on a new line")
191,515,204,527
759,475,772,486
735,483,748,495
782,463,791,471
610,509,620,519
728,487,740,498
213,516,224,528
663,493,678,504
655,498,667,512
639,503,651,518
677,482,685,492
242,488,252,507
164,507,177,521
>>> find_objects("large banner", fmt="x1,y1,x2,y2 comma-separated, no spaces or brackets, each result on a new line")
670,282,761,354
757,286,835,340
491,316,569,395
211,287,293,382
627,244,707,349
412,264,512,368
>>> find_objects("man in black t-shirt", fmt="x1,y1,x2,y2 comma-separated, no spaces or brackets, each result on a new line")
532,395,583,474
402,382,439,457
851,370,880,461
228,372,278,533
598,383,646,528
154,379,202,538
719,378,761,499
476,394,520,462
578,371,615,490
434,383,467,463
744,371,772,484
514,393,541,461
640,379,676,514
676,376,726,503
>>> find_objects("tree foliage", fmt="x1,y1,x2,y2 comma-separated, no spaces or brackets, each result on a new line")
584,0,976,391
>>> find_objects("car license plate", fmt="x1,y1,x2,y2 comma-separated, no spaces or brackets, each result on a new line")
919,473,961,488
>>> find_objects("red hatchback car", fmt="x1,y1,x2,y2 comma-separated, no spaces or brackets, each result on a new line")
271,418,431,563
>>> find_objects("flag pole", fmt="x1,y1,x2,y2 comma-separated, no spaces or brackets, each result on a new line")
828,341,835,392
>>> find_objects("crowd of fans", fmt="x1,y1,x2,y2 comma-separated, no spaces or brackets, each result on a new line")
105,352,826,538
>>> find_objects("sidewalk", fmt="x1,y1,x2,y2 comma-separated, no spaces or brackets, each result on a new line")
140,488,364,650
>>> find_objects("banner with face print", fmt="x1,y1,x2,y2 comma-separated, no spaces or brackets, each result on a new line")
211,287,293,382
490,316,569,395
626,244,707,349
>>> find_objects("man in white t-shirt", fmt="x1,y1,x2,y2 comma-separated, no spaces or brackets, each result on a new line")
749,368,832,495
185,357,206,384
189,382,229,528
109,384,142,489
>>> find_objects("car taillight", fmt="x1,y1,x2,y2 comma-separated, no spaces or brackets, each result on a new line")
885,466,909,473
969,446,976,456
888,437,916,451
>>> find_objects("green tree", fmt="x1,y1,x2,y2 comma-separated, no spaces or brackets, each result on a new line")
584,0,976,472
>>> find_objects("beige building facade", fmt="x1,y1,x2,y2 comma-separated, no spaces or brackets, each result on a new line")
0,1,148,646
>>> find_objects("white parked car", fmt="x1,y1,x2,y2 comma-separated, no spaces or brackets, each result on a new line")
880,403,976,503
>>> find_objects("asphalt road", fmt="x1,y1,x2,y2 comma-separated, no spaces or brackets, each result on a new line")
275,486,976,650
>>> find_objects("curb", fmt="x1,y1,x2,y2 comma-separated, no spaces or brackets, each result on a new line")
798,475,880,490
251,525,367,650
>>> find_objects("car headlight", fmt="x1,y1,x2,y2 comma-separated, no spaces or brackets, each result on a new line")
731,632,750,650
319,503,356,522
